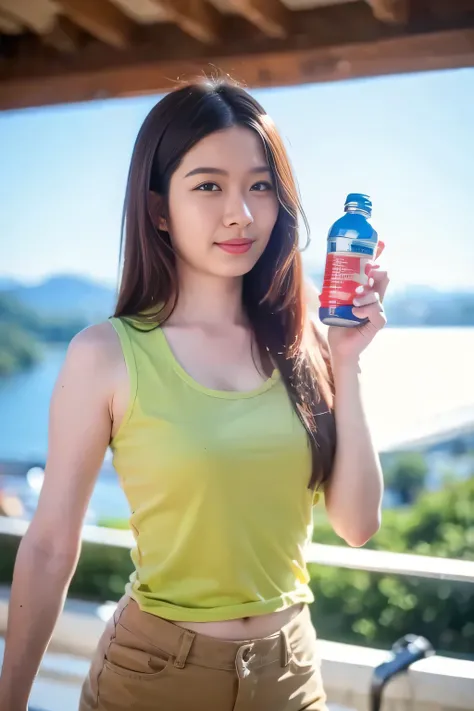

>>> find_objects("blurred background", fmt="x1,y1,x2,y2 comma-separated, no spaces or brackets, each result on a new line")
0,1,473,710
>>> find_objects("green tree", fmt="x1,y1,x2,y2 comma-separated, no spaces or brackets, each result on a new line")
310,476,474,657
0,321,40,376
384,451,428,504
0,292,86,376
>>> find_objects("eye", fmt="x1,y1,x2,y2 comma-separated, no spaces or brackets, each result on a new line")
251,181,273,192
195,182,221,192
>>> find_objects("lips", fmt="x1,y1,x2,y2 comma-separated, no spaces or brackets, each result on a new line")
216,239,254,255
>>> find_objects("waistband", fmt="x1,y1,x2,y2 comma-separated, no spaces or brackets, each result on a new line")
114,596,313,672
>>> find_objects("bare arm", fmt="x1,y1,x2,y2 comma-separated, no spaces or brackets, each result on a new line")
305,275,384,547
0,324,119,710
324,360,383,547
322,266,390,548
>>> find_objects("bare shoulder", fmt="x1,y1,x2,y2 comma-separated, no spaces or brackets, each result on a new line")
64,321,125,389
68,321,122,361
32,322,126,546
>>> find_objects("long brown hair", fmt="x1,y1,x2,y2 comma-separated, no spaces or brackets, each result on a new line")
115,77,336,490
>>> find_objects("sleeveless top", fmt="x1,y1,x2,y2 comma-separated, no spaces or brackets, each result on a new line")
108,316,324,622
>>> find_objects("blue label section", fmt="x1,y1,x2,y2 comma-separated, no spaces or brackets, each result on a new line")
319,304,367,326
350,243,373,255
328,242,374,256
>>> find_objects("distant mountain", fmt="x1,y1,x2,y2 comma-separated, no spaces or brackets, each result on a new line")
3,273,474,327
5,275,116,324
0,278,21,292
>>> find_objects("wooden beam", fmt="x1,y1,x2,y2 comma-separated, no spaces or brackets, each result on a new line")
1,28,473,111
367,0,409,24
57,0,136,49
0,10,23,35
42,16,83,53
227,0,290,39
155,1,221,44
0,0,55,34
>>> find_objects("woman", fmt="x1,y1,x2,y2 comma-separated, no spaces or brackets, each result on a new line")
0,78,388,711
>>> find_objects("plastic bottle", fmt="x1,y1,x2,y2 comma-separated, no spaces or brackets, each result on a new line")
319,193,384,327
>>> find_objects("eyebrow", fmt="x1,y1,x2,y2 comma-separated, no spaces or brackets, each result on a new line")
184,166,272,178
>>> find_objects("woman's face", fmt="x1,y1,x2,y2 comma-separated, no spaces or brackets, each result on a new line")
164,126,279,279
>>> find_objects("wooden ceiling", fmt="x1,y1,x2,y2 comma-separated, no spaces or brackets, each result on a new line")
0,0,473,110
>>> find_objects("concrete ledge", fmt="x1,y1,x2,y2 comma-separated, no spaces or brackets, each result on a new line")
320,640,474,711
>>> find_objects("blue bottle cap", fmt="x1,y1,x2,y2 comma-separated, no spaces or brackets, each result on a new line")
344,193,372,215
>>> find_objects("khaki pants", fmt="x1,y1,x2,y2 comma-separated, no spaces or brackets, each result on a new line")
79,596,327,711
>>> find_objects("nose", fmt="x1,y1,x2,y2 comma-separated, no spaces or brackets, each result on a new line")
223,192,254,229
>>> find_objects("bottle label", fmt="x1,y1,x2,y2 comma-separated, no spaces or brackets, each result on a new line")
319,253,371,308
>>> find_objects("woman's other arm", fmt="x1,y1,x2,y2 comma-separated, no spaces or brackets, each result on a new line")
0,324,120,710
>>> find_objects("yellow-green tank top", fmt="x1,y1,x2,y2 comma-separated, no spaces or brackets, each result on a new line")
109,316,319,622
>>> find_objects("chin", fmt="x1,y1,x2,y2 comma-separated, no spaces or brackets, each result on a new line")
213,257,260,279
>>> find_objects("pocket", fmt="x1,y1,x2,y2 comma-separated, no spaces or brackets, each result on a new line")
103,621,173,682
288,623,320,673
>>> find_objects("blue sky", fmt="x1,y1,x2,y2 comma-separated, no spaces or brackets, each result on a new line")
0,68,472,291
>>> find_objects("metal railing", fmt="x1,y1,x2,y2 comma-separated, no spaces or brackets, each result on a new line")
2,516,473,584
307,542,474,583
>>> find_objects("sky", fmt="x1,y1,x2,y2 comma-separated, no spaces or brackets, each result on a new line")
0,68,473,291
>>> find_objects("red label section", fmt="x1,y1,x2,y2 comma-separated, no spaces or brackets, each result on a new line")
319,254,369,308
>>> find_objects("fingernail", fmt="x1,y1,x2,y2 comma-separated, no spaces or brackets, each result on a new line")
353,298,360,306
355,285,364,294
369,278,374,287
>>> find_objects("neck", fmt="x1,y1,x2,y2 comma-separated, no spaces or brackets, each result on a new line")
170,264,246,328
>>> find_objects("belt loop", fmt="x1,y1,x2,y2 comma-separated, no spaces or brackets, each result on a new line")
279,627,291,668
174,629,196,669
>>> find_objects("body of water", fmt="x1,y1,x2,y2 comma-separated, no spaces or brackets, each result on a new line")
0,344,66,462
1,328,474,461
0,328,473,522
